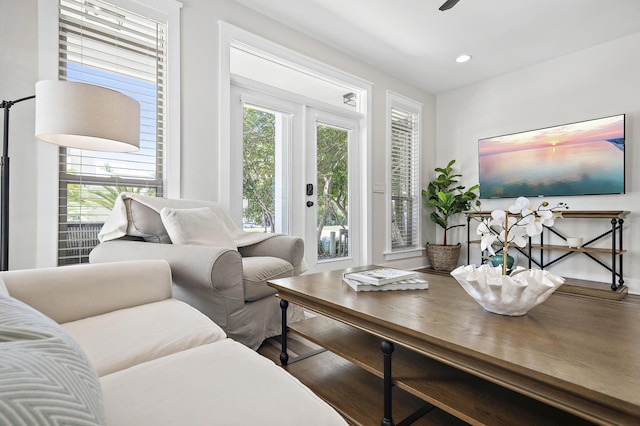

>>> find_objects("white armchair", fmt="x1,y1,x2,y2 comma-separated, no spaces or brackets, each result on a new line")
90,194,305,349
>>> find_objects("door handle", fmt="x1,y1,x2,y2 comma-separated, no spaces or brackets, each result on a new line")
306,183,314,196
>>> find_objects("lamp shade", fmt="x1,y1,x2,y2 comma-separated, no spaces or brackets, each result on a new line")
35,80,140,152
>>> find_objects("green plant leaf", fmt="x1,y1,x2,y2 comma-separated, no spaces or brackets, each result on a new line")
424,159,479,245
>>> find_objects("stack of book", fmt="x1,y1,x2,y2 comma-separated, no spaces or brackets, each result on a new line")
343,268,428,292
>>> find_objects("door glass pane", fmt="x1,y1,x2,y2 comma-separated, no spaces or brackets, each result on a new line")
316,123,349,260
243,106,288,234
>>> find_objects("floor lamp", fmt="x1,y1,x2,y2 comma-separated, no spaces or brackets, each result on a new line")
0,80,140,271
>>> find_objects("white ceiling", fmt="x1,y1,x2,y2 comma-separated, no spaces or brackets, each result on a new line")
233,0,640,94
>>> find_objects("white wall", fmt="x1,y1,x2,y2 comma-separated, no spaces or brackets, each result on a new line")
436,32,640,294
0,0,39,271
0,0,436,270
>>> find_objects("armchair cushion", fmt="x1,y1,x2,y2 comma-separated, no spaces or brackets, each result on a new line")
241,256,293,301
160,207,236,249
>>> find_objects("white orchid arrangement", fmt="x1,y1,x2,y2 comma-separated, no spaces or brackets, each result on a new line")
472,197,568,273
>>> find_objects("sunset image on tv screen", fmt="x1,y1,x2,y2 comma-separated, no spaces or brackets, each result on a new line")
478,114,625,199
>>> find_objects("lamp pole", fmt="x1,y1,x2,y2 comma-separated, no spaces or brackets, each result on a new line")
1,95,35,271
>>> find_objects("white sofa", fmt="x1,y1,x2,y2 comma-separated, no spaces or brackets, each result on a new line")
0,260,346,426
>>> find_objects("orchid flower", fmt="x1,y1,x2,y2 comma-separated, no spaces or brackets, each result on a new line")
473,197,568,252
508,197,532,214
478,221,498,254
471,197,567,275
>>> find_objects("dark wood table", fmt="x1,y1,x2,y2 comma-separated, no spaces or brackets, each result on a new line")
268,268,640,425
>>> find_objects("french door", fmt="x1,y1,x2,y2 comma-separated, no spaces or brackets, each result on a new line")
230,85,362,273
304,109,360,272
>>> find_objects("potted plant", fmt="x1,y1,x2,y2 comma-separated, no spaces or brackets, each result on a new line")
423,159,479,271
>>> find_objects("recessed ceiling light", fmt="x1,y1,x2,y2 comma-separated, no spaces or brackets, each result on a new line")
456,54,472,63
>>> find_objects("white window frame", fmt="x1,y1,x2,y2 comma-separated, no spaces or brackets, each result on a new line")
235,88,298,234
36,0,182,267
306,108,362,270
384,91,424,261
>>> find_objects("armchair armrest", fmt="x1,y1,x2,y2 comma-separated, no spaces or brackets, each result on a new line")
90,239,244,297
0,259,172,324
238,236,305,275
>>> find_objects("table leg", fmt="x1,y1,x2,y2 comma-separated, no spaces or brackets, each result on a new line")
381,339,395,426
611,219,618,291
279,299,289,365
617,218,625,289
280,299,289,365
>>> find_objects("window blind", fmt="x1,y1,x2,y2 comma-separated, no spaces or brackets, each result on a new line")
58,0,166,265
390,106,419,249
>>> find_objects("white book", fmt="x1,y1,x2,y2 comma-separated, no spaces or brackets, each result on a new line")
343,277,428,292
343,268,417,285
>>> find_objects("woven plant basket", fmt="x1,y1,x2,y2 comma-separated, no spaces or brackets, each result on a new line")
426,243,461,272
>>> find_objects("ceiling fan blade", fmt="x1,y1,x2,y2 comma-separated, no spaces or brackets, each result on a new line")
439,0,460,11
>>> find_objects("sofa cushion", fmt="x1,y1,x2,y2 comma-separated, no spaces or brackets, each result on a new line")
0,294,106,425
241,256,294,301
62,299,227,376
160,206,237,249
125,198,172,243
100,339,346,426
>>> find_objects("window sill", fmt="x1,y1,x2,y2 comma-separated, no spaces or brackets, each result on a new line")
383,247,425,261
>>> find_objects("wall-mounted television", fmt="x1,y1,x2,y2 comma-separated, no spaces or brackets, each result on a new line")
478,114,625,199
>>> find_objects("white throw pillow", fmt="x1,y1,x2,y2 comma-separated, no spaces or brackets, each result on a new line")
160,207,237,249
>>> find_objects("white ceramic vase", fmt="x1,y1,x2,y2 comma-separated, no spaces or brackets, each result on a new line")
450,264,565,316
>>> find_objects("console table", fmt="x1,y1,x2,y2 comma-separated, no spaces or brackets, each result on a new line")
466,210,629,299
269,269,640,425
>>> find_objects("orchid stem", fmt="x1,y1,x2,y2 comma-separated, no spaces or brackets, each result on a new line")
503,211,508,275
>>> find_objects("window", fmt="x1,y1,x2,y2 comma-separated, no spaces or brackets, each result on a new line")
241,103,292,234
57,0,167,265
386,92,422,258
